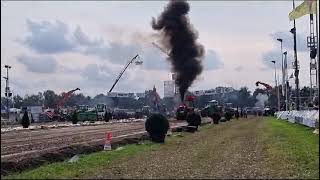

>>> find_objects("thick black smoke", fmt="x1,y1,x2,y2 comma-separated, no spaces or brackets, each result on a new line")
151,0,204,101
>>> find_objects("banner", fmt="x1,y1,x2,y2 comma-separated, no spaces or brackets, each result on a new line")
289,0,317,21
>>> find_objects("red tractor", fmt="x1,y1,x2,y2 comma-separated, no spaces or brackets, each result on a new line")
175,94,202,132
175,95,196,120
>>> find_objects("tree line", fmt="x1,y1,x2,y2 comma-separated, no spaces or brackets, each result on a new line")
1,86,316,110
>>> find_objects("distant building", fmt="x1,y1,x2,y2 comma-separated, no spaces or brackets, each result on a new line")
164,80,175,97
107,92,135,98
136,93,146,98
192,86,235,96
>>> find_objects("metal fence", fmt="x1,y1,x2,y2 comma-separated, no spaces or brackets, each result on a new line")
274,110,319,128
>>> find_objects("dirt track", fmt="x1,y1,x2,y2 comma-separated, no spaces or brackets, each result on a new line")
1,120,191,162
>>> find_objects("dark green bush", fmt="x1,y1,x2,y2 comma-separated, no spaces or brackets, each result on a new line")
21,111,30,128
145,113,169,143
71,111,78,124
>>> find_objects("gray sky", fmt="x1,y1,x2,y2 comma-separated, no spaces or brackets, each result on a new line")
1,1,314,97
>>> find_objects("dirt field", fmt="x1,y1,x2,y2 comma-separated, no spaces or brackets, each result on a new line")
1,120,188,161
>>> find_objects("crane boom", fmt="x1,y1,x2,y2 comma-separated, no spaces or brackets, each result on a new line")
56,88,80,108
255,81,273,91
152,42,170,57
108,54,139,93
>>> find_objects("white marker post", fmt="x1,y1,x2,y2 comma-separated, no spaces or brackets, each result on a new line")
104,132,112,151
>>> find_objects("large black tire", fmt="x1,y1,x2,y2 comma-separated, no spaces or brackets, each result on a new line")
200,110,208,117
176,113,186,120
149,133,166,143
225,112,232,121
145,113,169,143
186,113,202,126
211,113,221,124
186,113,201,132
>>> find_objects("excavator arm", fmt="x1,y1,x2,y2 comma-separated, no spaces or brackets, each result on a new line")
56,88,80,108
255,81,273,91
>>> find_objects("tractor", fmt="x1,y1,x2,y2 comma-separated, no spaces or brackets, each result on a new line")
175,94,202,132
76,105,98,122
96,104,112,122
200,100,224,124
224,102,235,121
176,95,196,120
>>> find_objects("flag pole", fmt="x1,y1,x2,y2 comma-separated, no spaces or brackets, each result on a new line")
316,1,319,105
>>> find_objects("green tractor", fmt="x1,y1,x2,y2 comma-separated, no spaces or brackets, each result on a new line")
76,105,98,122
224,102,235,121
200,100,223,124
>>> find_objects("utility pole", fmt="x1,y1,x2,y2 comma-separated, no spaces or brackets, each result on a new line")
291,0,300,110
271,60,281,111
283,51,289,111
316,1,319,106
277,38,285,110
307,12,318,105
3,65,12,120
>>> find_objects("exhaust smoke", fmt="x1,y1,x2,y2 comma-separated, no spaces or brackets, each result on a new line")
151,0,204,101
255,93,269,109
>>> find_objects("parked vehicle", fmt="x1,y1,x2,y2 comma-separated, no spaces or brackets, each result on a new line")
112,108,129,120
76,105,98,122
201,100,223,124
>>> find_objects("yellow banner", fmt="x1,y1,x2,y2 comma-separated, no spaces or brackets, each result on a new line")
289,0,317,21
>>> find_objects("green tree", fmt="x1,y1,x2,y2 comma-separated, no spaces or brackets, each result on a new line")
71,111,78,124
43,90,58,108
23,94,42,106
235,87,254,107
13,95,24,108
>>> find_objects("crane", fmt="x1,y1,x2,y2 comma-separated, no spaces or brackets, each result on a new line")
42,88,80,121
255,81,272,91
255,81,274,95
108,54,142,93
152,42,170,57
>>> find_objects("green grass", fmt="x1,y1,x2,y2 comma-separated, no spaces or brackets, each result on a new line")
262,117,319,179
2,141,161,179
2,133,188,179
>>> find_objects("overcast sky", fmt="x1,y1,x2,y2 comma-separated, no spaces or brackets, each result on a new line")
1,1,314,97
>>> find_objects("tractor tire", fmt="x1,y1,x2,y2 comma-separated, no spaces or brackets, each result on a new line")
211,113,221,124
225,112,232,121
176,113,186,120
186,113,201,126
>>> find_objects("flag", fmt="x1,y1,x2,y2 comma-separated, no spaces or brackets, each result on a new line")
289,0,317,21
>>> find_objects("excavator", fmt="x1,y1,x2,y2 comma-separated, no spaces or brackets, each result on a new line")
255,81,273,95
42,88,81,121
255,81,276,116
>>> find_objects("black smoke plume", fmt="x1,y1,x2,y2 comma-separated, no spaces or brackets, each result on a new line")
151,0,204,101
